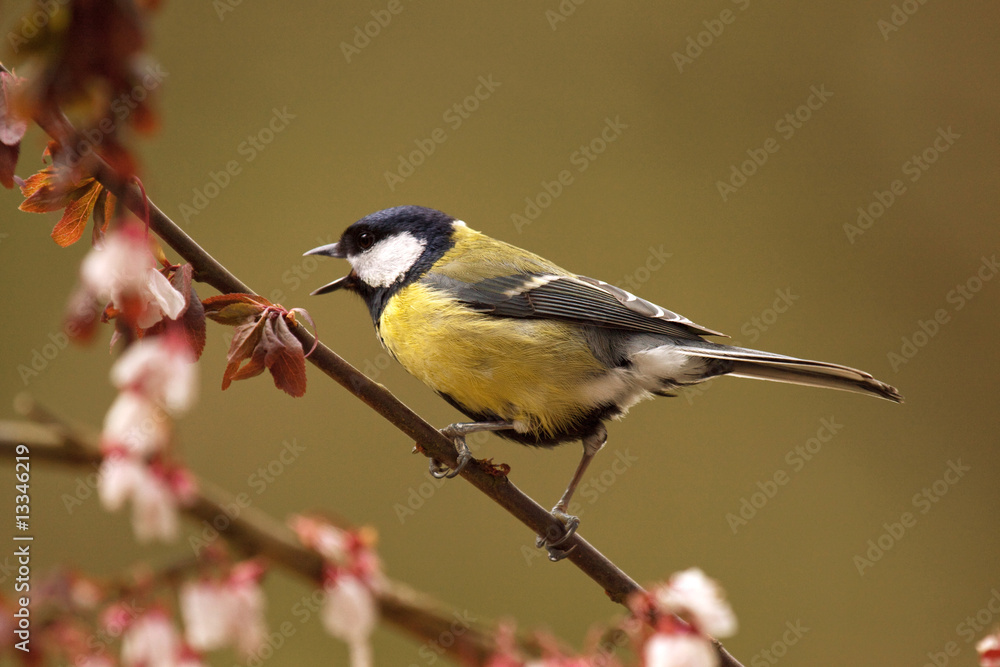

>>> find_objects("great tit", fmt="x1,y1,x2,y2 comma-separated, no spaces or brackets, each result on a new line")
305,205,902,557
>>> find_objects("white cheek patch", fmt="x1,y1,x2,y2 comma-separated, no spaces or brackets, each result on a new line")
348,232,427,288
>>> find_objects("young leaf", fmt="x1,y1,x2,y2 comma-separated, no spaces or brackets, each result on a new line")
19,167,88,212
262,315,307,397
202,293,270,326
0,142,18,189
221,317,268,390
51,179,104,247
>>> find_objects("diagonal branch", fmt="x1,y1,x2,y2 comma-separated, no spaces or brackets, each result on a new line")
4,62,744,667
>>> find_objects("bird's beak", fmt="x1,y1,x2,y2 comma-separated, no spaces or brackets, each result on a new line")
303,242,346,259
309,276,351,296
304,242,350,295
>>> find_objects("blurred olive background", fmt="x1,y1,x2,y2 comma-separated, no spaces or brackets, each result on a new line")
2,1,998,665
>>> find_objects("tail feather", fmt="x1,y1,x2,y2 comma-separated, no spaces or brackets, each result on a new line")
675,344,904,403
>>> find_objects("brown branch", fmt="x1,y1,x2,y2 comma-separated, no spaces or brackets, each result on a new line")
0,403,502,664
3,62,744,667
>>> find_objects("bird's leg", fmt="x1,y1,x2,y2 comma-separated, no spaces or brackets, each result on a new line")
427,421,514,479
537,424,607,561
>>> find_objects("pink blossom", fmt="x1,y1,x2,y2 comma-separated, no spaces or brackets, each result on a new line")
290,515,351,562
80,222,185,329
121,609,184,667
652,569,736,637
322,574,377,667
111,332,197,413
644,633,717,667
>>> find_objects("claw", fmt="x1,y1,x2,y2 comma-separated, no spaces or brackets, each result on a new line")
535,509,580,561
428,431,473,479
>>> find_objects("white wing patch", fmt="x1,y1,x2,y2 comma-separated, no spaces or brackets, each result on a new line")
349,232,427,288
505,274,559,297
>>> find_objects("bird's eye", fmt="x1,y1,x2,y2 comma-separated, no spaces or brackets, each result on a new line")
357,231,375,250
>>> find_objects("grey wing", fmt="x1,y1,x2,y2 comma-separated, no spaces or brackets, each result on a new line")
423,272,727,341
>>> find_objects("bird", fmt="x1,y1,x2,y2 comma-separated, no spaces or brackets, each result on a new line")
305,205,902,559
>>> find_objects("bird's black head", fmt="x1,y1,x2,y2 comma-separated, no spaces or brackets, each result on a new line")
304,206,459,322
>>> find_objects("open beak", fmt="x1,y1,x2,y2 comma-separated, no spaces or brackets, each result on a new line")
303,242,346,259
309,276,351,295
304,242,350,295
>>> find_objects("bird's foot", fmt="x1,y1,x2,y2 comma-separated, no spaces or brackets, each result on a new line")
535,508,580,561
428,427,473,479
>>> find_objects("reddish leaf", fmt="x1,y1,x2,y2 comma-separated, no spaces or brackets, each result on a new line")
104,190,119,229
51,180,103,246
263,315,307,397
175,266,207,359
202,293,271,326
19,167,93,213
207,295,308,396
221,317,268,390
0,141,18,189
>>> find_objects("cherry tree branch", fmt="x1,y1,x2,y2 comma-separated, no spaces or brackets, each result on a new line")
0,399,504,664
3,62,744,667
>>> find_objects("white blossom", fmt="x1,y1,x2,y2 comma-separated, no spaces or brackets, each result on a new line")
180,568,266,656
653,569,737,637
121,610,183,667
644,632,717,667
98,455,147,512
80,223,185,329
111,334,197,413
130,468,179,543
101,392,169,456
322,575,377,667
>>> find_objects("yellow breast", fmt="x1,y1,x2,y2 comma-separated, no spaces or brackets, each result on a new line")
378,281,607,438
